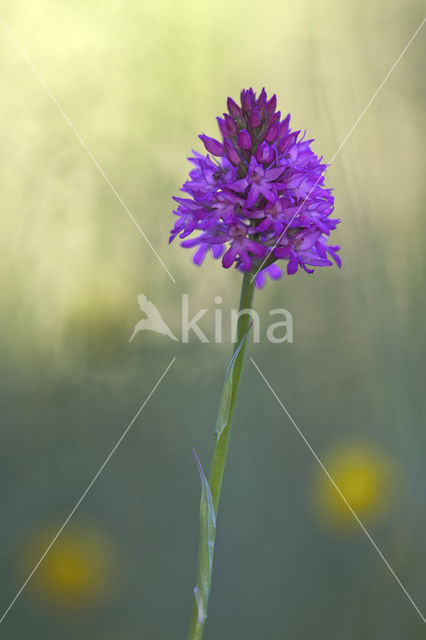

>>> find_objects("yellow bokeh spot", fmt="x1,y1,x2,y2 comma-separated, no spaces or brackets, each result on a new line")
312,442,396,530
22,524,116,609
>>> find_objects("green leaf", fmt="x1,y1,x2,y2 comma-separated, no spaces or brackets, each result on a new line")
214,321,252,439
192,448,216,625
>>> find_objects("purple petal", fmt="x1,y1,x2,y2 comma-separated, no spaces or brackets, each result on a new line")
265,166,285,181
255,271,266,288
193,244,209,266
287,256,299,275
222,245,238,268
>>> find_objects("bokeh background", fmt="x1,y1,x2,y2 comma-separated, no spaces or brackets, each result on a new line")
0,1,425,638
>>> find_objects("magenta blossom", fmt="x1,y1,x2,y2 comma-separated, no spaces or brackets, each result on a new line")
170,88,341,286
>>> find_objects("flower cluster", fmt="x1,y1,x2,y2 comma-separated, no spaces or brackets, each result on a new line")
170,88,341,287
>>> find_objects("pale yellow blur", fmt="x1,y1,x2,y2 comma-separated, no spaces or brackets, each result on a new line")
312,442,397,530
21,524,117,609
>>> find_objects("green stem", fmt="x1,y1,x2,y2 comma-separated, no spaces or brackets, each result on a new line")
187,271,256,640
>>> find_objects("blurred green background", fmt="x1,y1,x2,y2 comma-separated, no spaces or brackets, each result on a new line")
0,0,425,638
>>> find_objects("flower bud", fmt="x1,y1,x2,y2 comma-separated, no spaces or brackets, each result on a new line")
237,129,252,149
199,134,224,156
256,142,273,164
223,113,237,135
225,140,240,165
227,97,242,118
265,122,278,142
216,117,227,139
278,130,299,153
258,87,267,103
267,94,277,115
249,108,261,128
257,88,267,119
278,114,291,141
240,89,255,113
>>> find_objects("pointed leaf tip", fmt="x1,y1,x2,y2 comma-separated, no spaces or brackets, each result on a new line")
192,449,216,625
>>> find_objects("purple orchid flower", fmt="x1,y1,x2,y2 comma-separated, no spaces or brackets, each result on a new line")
170,88,341,284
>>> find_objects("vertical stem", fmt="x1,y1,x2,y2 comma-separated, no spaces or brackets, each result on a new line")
208,271,255,512
187,271,256,640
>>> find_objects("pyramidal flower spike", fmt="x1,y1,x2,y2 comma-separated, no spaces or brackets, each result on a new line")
170,87,341,287
175,89,342,640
